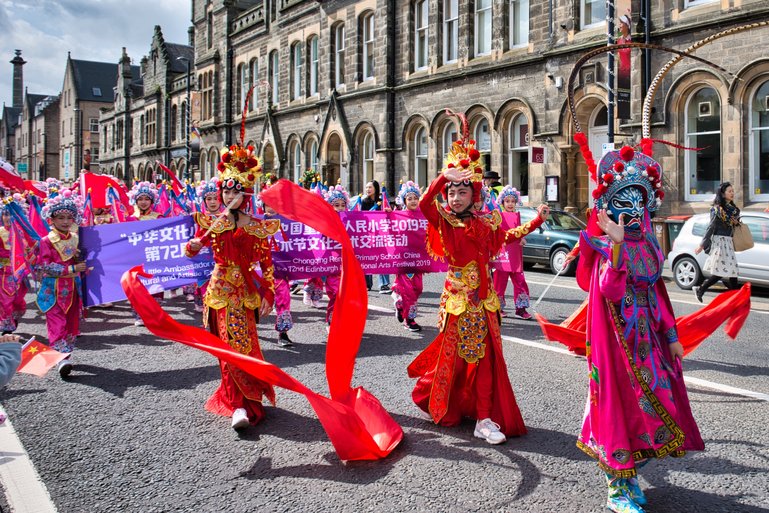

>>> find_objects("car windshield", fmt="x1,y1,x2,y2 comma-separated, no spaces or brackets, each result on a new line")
547,212,585,230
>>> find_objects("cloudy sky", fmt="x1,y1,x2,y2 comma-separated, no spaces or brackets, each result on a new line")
0,0,190,109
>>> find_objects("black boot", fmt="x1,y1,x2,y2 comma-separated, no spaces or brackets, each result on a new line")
278,332,294,347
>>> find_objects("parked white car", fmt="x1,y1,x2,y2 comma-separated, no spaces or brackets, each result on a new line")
667,212,769,289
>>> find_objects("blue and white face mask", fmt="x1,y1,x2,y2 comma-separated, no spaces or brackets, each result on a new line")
608,186,645,231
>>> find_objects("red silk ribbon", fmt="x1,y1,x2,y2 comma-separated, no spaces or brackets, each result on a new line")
121,179,403,460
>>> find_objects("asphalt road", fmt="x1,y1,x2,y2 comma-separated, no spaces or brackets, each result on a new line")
1,266,768,513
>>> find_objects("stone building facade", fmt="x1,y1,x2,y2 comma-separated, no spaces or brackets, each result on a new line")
138,0,769,217
98,26,196,183
16,92,60,180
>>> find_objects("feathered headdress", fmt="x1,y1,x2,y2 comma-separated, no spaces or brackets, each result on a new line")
442,110,484,202
217,86,262,191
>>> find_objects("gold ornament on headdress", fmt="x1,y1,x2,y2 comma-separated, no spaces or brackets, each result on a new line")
217,85,263,188
442,109,484,182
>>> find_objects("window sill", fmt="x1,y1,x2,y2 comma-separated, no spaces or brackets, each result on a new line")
672,0,722,21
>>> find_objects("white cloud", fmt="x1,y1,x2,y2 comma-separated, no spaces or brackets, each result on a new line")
0,0,189,108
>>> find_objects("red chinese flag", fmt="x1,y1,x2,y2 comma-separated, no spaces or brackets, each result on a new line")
17,340,68,377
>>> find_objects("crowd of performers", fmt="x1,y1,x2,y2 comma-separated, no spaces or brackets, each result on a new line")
0,121,753,512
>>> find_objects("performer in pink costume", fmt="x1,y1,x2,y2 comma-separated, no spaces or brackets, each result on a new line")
191,179,222,313
36,190,86,378
0,194,30,334
391,181,424,332
576,143,703,513
492,185,533,320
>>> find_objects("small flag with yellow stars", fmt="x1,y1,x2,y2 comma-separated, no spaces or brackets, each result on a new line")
17,338,68,377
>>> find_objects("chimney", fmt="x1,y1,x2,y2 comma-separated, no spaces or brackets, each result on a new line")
10,50,26,110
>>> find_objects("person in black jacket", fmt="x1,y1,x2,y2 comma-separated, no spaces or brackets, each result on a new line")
694,182,741,302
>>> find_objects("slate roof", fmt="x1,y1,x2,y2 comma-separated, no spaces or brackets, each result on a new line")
165,43,194,74
2,106,21,134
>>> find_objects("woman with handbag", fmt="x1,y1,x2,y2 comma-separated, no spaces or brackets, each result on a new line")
694,182,742,302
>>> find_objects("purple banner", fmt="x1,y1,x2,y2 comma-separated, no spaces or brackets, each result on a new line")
80,216,214,306
271,211,447,279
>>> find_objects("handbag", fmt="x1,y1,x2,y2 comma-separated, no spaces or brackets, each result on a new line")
732,223,754,252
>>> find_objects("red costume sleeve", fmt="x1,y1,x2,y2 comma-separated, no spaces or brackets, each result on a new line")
419,174,448,228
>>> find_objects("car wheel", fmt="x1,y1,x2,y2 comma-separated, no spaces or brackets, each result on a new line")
549,247,573,276
673,256,702,290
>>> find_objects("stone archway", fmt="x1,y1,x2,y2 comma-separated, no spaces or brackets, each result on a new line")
325,133,341,187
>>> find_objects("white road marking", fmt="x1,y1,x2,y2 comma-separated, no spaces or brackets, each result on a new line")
501,334,769,403
0,404,58,513
368,304,394,313
526,278,769,315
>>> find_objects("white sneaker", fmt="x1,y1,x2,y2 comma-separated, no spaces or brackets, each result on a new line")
474,418,506,444
311,300,322,309
134,318,144,326
57,358,73,378
302,291,312,306
231,408,250,430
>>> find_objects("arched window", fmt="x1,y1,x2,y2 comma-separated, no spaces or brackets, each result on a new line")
414,0,429,71
414,126,428,185
249,58,259,111
269,50,279,105
442,122,458,161
290,140,302,182
475,0,492,57
749,80,769,201
308,36,319,96
507,114,529,196
685,87,721,200
474,117,492,169
170,105,178,142
208,148,218,180
308,139,319,172
290,43,302,100
362,13,375,80
238,63,248,111
362,131,375,187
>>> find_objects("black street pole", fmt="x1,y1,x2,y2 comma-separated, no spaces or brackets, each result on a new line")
185,59,191,181
607,0,615,144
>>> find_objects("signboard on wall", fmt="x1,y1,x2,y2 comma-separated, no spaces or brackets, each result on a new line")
64,149,71,180
16,162,28,175
529,147,545,164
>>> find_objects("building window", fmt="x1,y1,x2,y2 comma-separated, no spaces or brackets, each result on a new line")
749,80,769,200
292,142,302,183
171,105,178,142
475,0,492,57
685,0,718,8
92,147,99,162
685,87,721,200
238,64,248,111
70,118,73,135
207,11,214,49
580,0,605,29
414,126,428,185
116,119,124,150
208,148,218,180
146,108,157,146
363,131,375,187
179,102,187,142
201,71,214,120
415,0,429,71
335,24,346,87
291,43,303,100
308,139,319,172
249,59,259,111
509,0,529,47
140,115,145,145
474,117,491,169
444,0,458,63
308,36,319,96
89,118,99,133
362,13,375,80
269,50,279,105
442,122,458,160
507,115,529,196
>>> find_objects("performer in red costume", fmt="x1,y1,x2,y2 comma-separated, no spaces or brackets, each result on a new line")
408,113,549,444
185,143,281,431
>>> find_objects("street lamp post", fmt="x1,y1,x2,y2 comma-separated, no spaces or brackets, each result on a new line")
177,56,192,181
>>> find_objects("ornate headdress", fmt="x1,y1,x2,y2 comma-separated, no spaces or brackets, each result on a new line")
591,145,663,212
196,178,220,200
44,177,62,199
0,192,29,217
324,185,350,206
498,185,521,206
397,180,421,206
129,181,158,205
217,86,263,192
42,189,84,225
442,110,484,203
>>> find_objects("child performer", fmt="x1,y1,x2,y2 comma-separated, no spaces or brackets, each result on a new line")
185,144,280,430
493,186,534,320
408,123,549,444
0,194,30,334
391,181,424,332
128,181,164,324
37,191,86,378
191,179,222,313
321,185,350,332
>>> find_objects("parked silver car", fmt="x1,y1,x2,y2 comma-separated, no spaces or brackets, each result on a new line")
667,212,769,289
